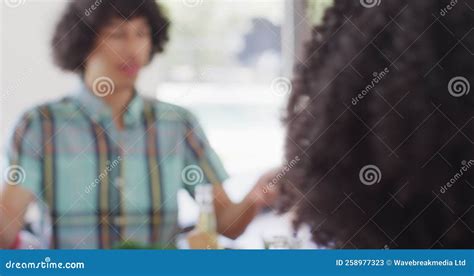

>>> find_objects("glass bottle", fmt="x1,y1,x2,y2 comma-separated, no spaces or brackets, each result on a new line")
187,184,219,249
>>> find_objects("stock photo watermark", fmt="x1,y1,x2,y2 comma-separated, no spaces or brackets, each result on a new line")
263,155,301,194
181,165,204,186
182,0,203,8
352,67,389,106
84,0,103,16
3,0,26,8
92,76,115,97
270,77,293,97
0,67,33,104
439,160,473,194
359,164,382,186
3,165,27,186
84,156,122,194
448,76,470,98
5,257,85,270
360,0,381,9
440,0,458,17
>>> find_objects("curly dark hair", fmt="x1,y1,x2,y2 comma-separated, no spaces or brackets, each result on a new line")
51,0,169,73
279,0,473,249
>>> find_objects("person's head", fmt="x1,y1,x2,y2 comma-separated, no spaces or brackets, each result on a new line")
279,0,473,248
52,0,169,90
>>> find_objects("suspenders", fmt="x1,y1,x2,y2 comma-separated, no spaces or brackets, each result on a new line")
38,105,58,248
89,121,113,249
143,101,163,244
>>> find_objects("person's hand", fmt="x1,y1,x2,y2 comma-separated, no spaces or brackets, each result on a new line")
0,185,34,248
246,167,282,210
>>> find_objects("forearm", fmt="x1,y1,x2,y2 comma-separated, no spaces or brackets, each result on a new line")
216,195,260,239
0,186,32,248
0,210,21,248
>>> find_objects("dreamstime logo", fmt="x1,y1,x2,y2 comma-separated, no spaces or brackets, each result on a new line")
360,0,381,8
84,157,122,194
182,0,203,7
3,165,26,185
0,67,33,103
263,156,300,194
181,165,204,186
440,160,473,194
84,0,103,16
352,67,389,105
359,165,382,186
440,0,458,16
448,76,470,98
4,0,26,8
271,77,292,97
5,256,85,270
92,77,115,97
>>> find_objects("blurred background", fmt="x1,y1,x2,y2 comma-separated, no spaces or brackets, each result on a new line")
1,0,333,248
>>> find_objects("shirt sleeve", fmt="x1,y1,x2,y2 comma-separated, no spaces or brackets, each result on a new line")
3,109,43,199
182,111,229,198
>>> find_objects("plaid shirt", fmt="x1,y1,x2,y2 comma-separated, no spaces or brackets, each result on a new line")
5,83,228,249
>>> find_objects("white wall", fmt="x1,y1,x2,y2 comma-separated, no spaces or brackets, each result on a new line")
1,1,75,155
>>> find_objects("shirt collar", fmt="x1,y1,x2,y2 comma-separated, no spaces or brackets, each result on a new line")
73,81,144,128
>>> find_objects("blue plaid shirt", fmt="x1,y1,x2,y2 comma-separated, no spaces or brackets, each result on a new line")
4,83,228,249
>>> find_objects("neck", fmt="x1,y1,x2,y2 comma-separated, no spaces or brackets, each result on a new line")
83,77,135,115
100,87,135,116
83,76,135,131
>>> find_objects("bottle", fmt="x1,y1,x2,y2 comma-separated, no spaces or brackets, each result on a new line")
187,184,219,249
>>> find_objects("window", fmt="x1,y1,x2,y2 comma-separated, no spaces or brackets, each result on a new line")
156,0,288,200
